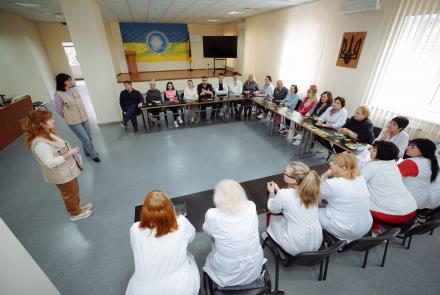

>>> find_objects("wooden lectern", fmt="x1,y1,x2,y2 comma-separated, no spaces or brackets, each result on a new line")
125,51,138,75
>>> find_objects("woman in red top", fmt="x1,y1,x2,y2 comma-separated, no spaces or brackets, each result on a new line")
297,85,318,115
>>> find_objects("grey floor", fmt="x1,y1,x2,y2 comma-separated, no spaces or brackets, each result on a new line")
1,103,439,295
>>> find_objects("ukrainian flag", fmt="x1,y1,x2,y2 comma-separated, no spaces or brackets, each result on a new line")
120,23,189,62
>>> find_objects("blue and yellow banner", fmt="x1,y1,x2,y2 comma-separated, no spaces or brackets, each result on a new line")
119,23,189,62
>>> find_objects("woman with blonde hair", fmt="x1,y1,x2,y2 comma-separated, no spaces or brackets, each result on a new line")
126,190,200,295
22,110,93,222
340,105,375,144
264,162,323,255
319,153,372,242
203,179,265,287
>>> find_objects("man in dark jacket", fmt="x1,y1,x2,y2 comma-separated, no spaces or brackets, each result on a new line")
120,81,144,133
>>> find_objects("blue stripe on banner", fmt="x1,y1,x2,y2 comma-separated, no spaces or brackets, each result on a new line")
119,23,189,43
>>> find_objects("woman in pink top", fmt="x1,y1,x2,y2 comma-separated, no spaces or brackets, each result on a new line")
297,85,318,115
164,81,183,127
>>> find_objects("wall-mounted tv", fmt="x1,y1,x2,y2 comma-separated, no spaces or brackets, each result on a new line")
203,36,238,58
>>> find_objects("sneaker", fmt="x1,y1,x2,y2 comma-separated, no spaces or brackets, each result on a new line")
292,139,301,145
174,121,179,128
81,203,93,211
293,134,302,140
92,157,101,162
261,231,268,241
120,122,126,128
177,117,183,124
70,209,92,222
257,113,264,120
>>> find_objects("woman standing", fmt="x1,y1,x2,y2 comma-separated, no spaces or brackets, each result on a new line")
183,79,199,124
54,73,100,162
126,191,200,295
264,162,323,255
22,110,93,221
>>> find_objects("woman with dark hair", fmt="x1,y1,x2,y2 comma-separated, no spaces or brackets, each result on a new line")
22,110,93,221
54,73,100,162
315,96,348,130
340,105,375,144
376,116,410,158
398,138,439,209
126,191,200,295
362,141,417,233
307,91,333,118
164,81,182,128
279,84,301,134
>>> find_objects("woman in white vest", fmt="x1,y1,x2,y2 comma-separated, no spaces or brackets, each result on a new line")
398,138,439,209
263,162,323,256
22,110,93,221
203,179,265,288
319,153,372,243
54,73,100,162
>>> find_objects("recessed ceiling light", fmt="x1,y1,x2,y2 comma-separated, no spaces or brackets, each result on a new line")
207,19,219,22
16,2,41,7
228,11,242,15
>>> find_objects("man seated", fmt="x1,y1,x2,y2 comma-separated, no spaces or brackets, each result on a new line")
228,72,243,116
214,73,228,97
119,81,144,134
145,79,162,126
197,76,214,120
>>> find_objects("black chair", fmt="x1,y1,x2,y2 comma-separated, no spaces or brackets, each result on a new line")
262,235,346,291
417,205,440,221
203,265,272,295
376,216,417,242
400,217,440,250
342,228,401,268
373,126,382,138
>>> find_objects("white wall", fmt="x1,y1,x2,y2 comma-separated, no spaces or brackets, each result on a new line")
0,11,54,101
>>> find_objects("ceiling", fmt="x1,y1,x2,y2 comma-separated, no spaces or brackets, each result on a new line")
0,0,316,23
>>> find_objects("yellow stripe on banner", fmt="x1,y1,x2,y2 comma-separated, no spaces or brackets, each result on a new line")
124,42,189,62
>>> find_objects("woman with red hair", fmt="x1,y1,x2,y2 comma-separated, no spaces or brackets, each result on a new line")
126,191,200,295
22,110,93,221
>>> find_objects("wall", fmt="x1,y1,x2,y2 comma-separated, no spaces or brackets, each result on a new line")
241,0,401,115
0,11,54,101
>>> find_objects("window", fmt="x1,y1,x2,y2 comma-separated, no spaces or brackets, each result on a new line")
62,42,80,66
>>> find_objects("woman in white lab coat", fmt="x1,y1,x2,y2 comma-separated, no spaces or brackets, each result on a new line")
203,179,265,288
319,153,373,243
126,191,200,295
264,162,323,256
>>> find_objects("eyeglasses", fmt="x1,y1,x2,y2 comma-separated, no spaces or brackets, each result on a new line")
283,171,295,179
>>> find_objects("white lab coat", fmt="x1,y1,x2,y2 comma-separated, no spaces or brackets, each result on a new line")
267,188,322,256
203,201,265,287
319,176,373,243
125,216,200,295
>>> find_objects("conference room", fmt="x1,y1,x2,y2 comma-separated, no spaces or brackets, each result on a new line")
1,0,439,294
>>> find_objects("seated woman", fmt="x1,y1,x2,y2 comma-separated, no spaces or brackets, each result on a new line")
319,153,372,242
362,141,417,233
238,74,259,120
427,152,440,210
376,116,410,158
164,81,183,128
203,179,265,288
183,79,199,124
315,96,348,130
307,91,333,118
279,84,301,135
264,162,322,256
398,138,439,209
256,75,275,119
290,85,318,143
126,191,200,295
340,105,375,144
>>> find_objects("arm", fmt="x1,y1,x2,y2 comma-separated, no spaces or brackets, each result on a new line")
395,133,410,158
320,181,334,201
328,109,347,130
54,93,64,118
136,91,144,105
181,216,196,243
202,210,214,237
119,91,125,111
34,142,67,169
357,121,375,144
398,159,419,177
164,91,169,102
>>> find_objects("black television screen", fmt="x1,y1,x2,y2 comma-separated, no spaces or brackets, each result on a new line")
203,36,238,58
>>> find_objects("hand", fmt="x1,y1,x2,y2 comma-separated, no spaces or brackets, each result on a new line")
64,147,80,160
340,128,349,135
267,181,275,194
272,182,280,193
137,103,143,108
315,121,323,127
323,169,333,179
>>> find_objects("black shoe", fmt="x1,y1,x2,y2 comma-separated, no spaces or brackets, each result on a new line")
85,153,90,157
92,157,101,162
134,130,139,134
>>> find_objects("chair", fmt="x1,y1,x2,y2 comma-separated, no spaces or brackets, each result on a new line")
342,228,401,268
262,234,346,291
400,217,440,250
203,265,272,295
417,205,440,221
376,216,416,243
373,126,382,138
32,101,49,111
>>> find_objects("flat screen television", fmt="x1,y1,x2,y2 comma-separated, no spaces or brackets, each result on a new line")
203,36,238,58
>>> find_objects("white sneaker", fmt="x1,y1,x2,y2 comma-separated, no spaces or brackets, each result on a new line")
177,117,183,124
70,209,92,222
81,203,93,211
293,134,303,139
257,113,264,119
174,121,179,128
292,139,301,145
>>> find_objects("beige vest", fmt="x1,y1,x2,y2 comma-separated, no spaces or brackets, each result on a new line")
31,136,81,185
57,88,88,125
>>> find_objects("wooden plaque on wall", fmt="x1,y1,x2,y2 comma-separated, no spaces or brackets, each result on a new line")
336,31,367,68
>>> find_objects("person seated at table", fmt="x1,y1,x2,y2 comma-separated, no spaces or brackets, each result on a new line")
119,81,144,134
125,190,200,295
376,116,410,158
307,91,333,118
203,179,265,287
214,73,228,97
145,79,163,126
228,72,243,116
270,80,289,128
426,151,440,210
197,76,214,121
290,85,319,144
164,81,182,128
256,75,275,119
340,106,375,145
278,84,301,135
319,153,372,243
184,79,199,124
398,138,439,209
362,141,417,234
263,162,322,255
238,74,259,120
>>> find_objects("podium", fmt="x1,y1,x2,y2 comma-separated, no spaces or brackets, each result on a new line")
125,51,138,80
